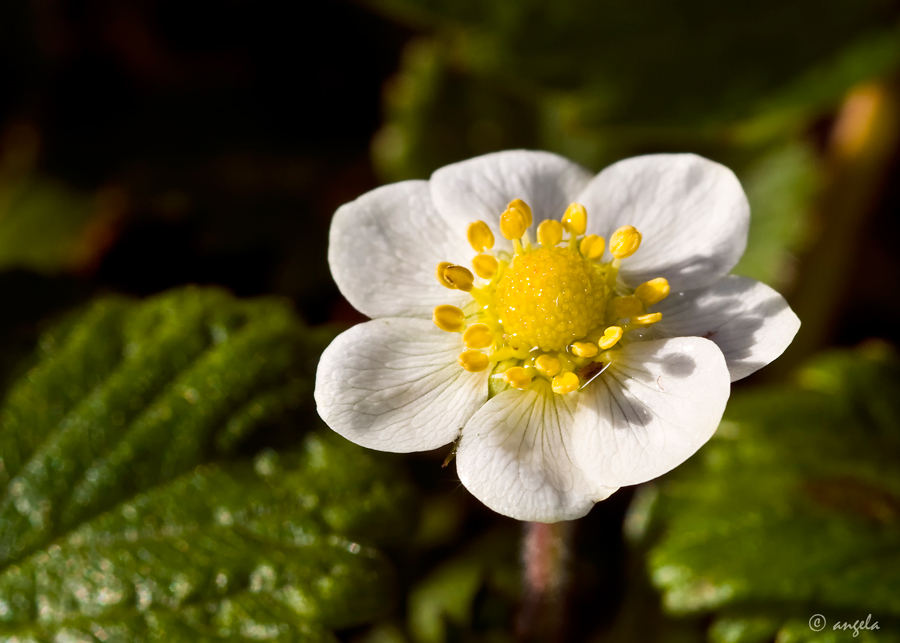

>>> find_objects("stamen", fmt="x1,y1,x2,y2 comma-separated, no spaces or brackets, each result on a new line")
537,220,563,247
634,278,670,306
579,234,605,260
458,350,490,372
472,254,499,279
597,326,623,350
629,312,663,326
608,295,643,320
561,203,587,236
551,372,580,394
435,261,455,289
467,221,495,252
571,342,599,358
610,225,642,259
500,207,528,240
507,199,533,227
505,366,532,390
535,355,560,377
433,305,466,332
443,265,474,292
463,323,493,349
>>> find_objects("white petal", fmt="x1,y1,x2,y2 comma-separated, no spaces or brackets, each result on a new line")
329,181,473,319
430,150,593,249
572,337,730,488
315,318,489,453
577,154,750,292
456,380,618,522
648,276,800,381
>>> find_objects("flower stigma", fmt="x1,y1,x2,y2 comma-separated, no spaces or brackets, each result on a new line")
433,200,669,394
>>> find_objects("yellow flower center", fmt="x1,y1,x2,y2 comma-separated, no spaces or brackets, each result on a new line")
495,247,607,352
433,199,669,395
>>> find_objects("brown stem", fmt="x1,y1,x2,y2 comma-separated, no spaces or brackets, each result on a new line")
772,80,900,376
516,521,573,642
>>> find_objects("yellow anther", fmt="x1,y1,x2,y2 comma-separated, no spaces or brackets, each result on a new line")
608,295,644,320
463,323,493,349
436,261,455,289
579,234,605,260
458,350,490,372
551,371,580,394
597,326,623,350
535,354,561,377
537,219,563,247
507,199,533,227
443,265,474,292
505,366,532,390
561,203,587,236
467,221,495,252
500,207,528,240
610,225,642,259
571,342,599,358
631,312,663,326
634,278,670,306
433,305,466,332
472,254,499,279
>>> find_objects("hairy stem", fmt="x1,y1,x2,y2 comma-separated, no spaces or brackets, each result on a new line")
517,521,573,642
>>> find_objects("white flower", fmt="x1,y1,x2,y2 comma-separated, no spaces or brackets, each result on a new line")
315,151,800,522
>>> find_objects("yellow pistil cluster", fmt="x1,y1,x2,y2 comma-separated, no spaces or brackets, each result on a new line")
432,199,670,395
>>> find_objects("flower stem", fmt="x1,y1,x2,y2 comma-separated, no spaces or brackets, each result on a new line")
517,521,573,641
772,80,900,376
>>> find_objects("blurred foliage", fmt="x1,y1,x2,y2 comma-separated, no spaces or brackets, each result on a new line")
407,525,520,643
0,123,124,275
630,347,900,642
366,0,900,137
367,0,900,292
0,287,417,640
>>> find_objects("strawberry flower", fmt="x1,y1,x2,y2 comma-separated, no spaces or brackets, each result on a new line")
315,151,800,522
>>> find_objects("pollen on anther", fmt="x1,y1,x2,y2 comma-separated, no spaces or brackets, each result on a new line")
464,323,493,349
472,254,499,279
631,312,663,326
443,265,474,292
610,225,642,259
433,305,466,332
467,221,495,252
634,278,670,306
436,262,455,289
571,342,598,358
597,326,623,350
561,203,587,236
551,372,580,394
500,207,528,240
459,350,489,372
579,235,605,260
507,199,533,227
608,295,643,320
537,220,563,247
535,355,560,377
505,366,532,390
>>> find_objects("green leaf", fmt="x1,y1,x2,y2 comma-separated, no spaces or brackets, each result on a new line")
638,348,900,641
0,432,416,642
732,142,820,288
0,287,331,566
